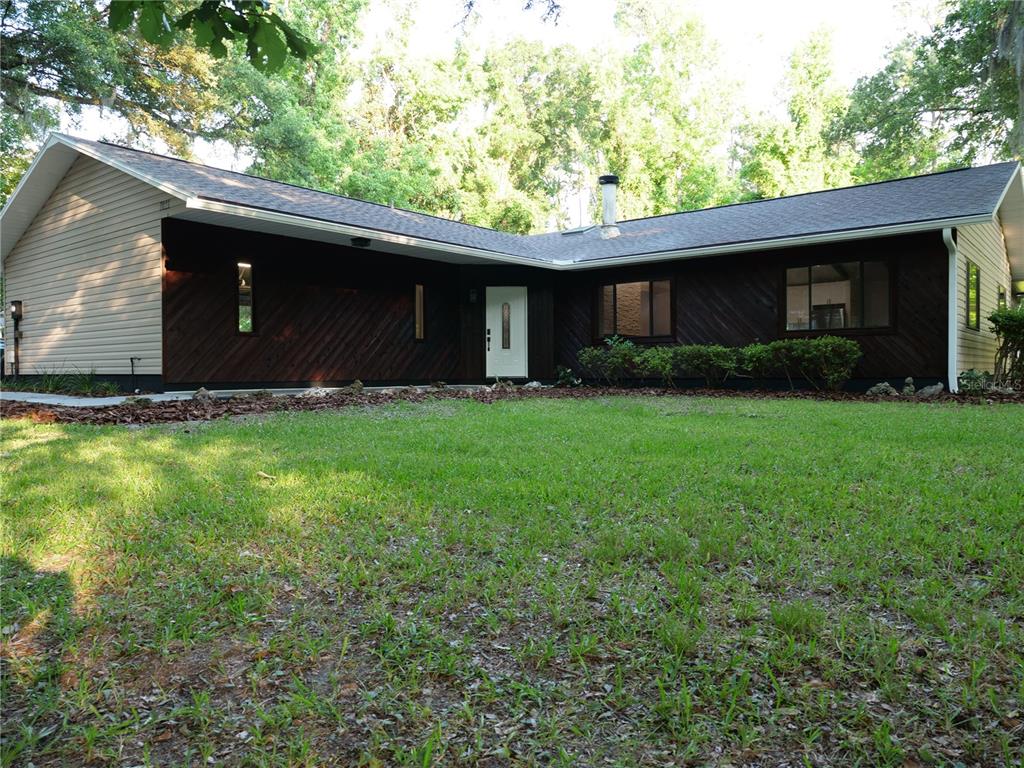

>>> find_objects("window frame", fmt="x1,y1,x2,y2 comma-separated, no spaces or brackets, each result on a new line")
778,257,896,337
414,283,426,342
237,261,256,336
594,276,676,343
965,259,981,331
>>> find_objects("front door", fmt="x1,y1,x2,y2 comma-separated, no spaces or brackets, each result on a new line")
485,286,528,378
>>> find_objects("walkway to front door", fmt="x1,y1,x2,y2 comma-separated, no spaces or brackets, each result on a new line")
485,286,528,378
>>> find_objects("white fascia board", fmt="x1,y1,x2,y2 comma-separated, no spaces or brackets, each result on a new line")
51,134,192,202
1,133,193,263
184,197,555,269
568,214,996,270
991,162,1023,216
0,134,63,221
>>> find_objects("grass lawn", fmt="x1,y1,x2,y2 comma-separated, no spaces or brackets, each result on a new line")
2,396,1023,766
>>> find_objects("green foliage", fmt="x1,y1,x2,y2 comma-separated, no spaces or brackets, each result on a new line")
738,343,775,379
736,30,856,199
1,0,222,172
989,304,1024,386
3,368,120,396
768,336,862,392
636,346,681,387
554,365,581,388
587,336,862,391
577,336,638,385
674,344,739,387
108,0,316,72
840,0,1022,181
957,368,989,396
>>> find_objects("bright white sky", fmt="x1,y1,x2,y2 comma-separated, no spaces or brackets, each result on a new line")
66,0,942,171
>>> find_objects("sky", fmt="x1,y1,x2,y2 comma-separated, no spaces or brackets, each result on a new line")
65,0,942,173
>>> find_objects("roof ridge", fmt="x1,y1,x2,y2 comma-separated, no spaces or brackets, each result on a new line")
75,135,524,239
613,161,1020,226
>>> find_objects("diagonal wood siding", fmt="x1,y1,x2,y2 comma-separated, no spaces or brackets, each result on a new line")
554,232,949,381
162,220,462,386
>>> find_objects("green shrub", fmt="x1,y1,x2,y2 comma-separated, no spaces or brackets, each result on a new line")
958,368,989,395
636,346,681,387
739,343,775,379
555,365,581,388
990,305,1024,387
577,336,861,390
577,336,638,385
770,336,861,391
676,344,738,386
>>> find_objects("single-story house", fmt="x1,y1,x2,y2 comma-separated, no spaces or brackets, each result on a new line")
2,133,1022,392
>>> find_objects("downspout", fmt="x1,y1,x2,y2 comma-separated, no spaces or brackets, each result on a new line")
942,227,959,393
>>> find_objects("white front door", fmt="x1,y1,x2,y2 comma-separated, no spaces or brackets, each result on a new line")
485,286,528,378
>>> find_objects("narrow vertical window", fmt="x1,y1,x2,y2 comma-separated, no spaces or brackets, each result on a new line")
501,302,511,349
966,260,980,330
238,262,253,333
414,284,425,340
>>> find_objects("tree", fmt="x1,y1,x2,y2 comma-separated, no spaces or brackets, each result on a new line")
108,0,316,73
840,0,1022,182
595,0,739,218
0,0,225,202
736,31,856,199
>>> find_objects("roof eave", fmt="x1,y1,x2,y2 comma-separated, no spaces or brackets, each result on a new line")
184,197,569,269
563,214,998,270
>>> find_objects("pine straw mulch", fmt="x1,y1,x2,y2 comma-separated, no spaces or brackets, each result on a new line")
2,385,1022,426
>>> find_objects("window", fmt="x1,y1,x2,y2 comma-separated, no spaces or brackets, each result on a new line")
966,260,980,330
785,260,890,331
414,284,425,340
237,262,253,333
501,302,511,349
598,279,672,338
997,284,1007,310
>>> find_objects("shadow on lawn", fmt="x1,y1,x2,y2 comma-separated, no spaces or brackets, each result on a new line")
0,555,76,762
0,555,75,656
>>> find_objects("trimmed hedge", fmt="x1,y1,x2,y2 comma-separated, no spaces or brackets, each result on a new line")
577,336,862,391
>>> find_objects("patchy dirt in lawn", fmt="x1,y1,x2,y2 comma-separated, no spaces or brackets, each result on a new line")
3,384,1021,425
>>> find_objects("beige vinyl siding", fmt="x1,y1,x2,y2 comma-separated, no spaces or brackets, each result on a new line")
3,156,183,376
957,220,1012,373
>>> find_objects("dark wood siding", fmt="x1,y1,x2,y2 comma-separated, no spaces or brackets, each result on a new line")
163,221,947,386
554,232,949,381
162,220,462,386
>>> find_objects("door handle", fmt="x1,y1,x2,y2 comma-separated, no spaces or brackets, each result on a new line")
486,328,491,352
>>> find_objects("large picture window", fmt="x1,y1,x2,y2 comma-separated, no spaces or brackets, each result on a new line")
237,262,254,333
966,260,980,330
598,279,672,338
785,261,890,331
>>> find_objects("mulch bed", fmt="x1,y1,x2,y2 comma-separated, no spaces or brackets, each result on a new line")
2,385,1022,426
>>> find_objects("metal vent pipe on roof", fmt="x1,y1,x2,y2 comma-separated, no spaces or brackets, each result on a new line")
598,174,620,239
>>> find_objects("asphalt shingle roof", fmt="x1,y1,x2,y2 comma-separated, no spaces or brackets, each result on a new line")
71,136,1018,264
